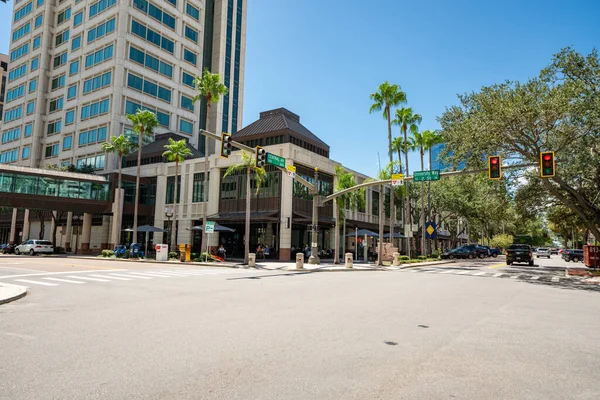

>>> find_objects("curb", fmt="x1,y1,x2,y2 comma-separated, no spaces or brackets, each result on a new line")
0,284,28,305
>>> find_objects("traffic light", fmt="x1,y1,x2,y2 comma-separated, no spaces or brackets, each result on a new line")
255,146,266,168
540,151,555,178
488,155,502,180
220,132,232,158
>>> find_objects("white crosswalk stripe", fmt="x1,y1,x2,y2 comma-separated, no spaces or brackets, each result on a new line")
551,276,560,282
530,276,540,280
44,277,86,284
14,279,58,286
114,273,153,279
472,272,487,276
510,275,520,279
68,276,109,282
440,270,459,274
493,273,504,277
96,274,131,281
132,272,174,277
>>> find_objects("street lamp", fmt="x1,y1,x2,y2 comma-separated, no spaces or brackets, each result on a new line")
164,207,173,250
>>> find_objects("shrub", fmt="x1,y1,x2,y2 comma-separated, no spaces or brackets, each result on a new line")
101,249,115,258
201,252,215,262
431,249,441,259
400,255,410,261
168,251,179,259
191,252,200,260
125,249,130,259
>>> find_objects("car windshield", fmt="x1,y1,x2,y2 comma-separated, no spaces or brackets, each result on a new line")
538,248,548,251
508,245,529,250
37,241,53,245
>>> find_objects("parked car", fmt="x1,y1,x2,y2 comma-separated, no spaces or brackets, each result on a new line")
506,244,534,266
536,248,551,258
562,249,584,263
476,245,500,258
550,248,559,255
441,248,461,259
474,245,491,258
2,243,16,254
14,240,54,256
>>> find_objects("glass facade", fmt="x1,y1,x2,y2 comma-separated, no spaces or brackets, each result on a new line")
0,172,110,201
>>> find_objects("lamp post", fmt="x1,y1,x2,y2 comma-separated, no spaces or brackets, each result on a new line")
164,207,173,251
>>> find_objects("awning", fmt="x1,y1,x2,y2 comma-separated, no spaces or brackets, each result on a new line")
207,210,279,222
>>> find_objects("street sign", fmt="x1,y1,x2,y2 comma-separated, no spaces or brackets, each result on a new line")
205,221,215,233
413,170,440,182
266,152,286,168
425,221,437,239
391,173,404,187
286,165,296,178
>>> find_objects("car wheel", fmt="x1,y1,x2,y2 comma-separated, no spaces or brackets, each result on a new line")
468,254,474,259
449,255,454,260
573,257,579,263
506,261,512,265
15,248,20,255
29,249,35,256
492,253,497,258
529,260,534,266
478,253,485,259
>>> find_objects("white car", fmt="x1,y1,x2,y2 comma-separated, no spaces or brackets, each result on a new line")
536,248,551,258
15,240,54,256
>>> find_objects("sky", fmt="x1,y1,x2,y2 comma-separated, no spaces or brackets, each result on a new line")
1,0,598,178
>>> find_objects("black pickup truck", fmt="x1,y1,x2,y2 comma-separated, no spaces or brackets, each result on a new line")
506,244,534,266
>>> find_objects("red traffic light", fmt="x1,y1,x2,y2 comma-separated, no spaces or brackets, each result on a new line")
488,156,502,180
543,154,551,161
540,151,555,178
491,158,498,165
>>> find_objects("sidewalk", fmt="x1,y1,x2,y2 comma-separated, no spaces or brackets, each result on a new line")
0,283,27,305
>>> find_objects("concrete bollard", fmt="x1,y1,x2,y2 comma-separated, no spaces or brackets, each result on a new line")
392,252,401,266
248,253,256,267
296,252,304,269
345,253,353,268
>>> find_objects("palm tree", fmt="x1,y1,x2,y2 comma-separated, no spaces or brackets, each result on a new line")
223,151,266,264
192,69,228,256
334,166,364,263
127,109,158,243
101,134,137,247
369,82,406,250
409,128,431,255
163,138,193,249
393,107,422,257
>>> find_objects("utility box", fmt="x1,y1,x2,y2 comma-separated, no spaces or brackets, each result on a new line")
584,245,600,268
248,253,256,267
345,253,353,268
296,252,304,269
155,244,168,262
178,244,191,262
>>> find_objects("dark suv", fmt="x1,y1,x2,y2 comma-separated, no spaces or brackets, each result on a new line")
562,249,584,263
506,244,534,266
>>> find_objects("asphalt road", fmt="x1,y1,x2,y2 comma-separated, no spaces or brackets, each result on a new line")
1,255,599,400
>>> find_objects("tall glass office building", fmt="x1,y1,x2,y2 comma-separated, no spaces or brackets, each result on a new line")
0,0,246,171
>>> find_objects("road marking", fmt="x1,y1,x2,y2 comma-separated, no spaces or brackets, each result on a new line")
551,276,560,282
457,271,473,275
90,274,130,281
492,273,504,277
43,277,86,284
67,275,109,282
106,274,137,280
14,279,58,286
530,276,540,280
510,275,520,279
490,263,506,269
0,269,126,280
133,272,174,277
118,273,154,279
151,271,191,276
424,270,439,273
409,269,422,273
472,272,487,276
439,270,458,274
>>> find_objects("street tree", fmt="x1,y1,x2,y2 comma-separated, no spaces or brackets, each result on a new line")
393,107,422,256
101,134,137,246
127,109,158,243
370,82,406,250
223,151,266,264
192,69,228,256
334,166,365,263
438,47,600,241
163,138,193,249
490,234,514,250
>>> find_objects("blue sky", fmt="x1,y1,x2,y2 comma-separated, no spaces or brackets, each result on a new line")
1,0,598,178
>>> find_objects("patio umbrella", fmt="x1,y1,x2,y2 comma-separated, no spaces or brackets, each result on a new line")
383,232,405,239
188,224,236,232
345,229,379,237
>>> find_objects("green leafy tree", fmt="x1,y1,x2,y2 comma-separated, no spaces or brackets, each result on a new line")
101,134,137,246
192,69,228,254
438,47,600,241
490,234,514,250
393,107,422,256
127,109,158,242
334,166,365,263
163,138,193,248
370,82,406,249
223,151,266,264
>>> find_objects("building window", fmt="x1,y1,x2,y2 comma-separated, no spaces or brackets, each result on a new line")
53,52,68,68
133,0,176,30
81,98,110,120
24,124,32,137
184,26,198,43
181,95,194,111
89,0,116,18
165,176,181,204
128,46,173,78
125,100,170,127
57,7,72,25
192,172,209,202
45,143,60,158
12,22,31,42
186,3,199,20
49,97,64,113
72,35,81,51
183,49,196,65
83,71,111,94
73,11,83,26
87,18,115,43
127,73,171,103
47,120,62,135
14,2,33,23
22,146,31,160
55,30,69,46
131,19,174,54
26,102,35,115
76,154,105,170
63,136,73,150
35,14,43,28
28,79,37,93
51,74,66,90
8,64,27,82
69,60,79,75
65,109,75,125
67,84,77,100
179,118,193,135
182,71,194,87
84,44,113,69
31,57,39,70
10,43,29,62
78,126,107,146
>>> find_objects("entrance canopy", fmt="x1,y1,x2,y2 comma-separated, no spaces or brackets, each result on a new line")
123,225,165,233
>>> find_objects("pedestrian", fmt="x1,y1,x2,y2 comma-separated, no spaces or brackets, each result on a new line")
217,244,226,260
264,244,271,259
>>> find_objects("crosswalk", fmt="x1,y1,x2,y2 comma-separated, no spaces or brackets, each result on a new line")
2,268,252,289
399,267,577,284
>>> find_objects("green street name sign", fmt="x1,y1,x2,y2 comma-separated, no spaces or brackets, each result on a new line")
266,152,286,168
413,170,441,182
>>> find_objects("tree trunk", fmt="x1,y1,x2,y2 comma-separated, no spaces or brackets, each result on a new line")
133,126,144,244
52,212,58,250
427,149,432,254
333,200,339,264
377,184,384,266
342,217,346,258
386,106,395,251
397,149,405,254
244,167,251,264
420,148,426,255
201,104,211,260
171,160,179,249
116,152,123,246
403,126,412,258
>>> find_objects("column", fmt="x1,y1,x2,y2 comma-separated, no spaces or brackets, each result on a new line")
65,212,73,252
279,169,293,261
101,215,111,249
110,188,124,248
9,208,18,245
22,209,31,241
80,213,93,254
